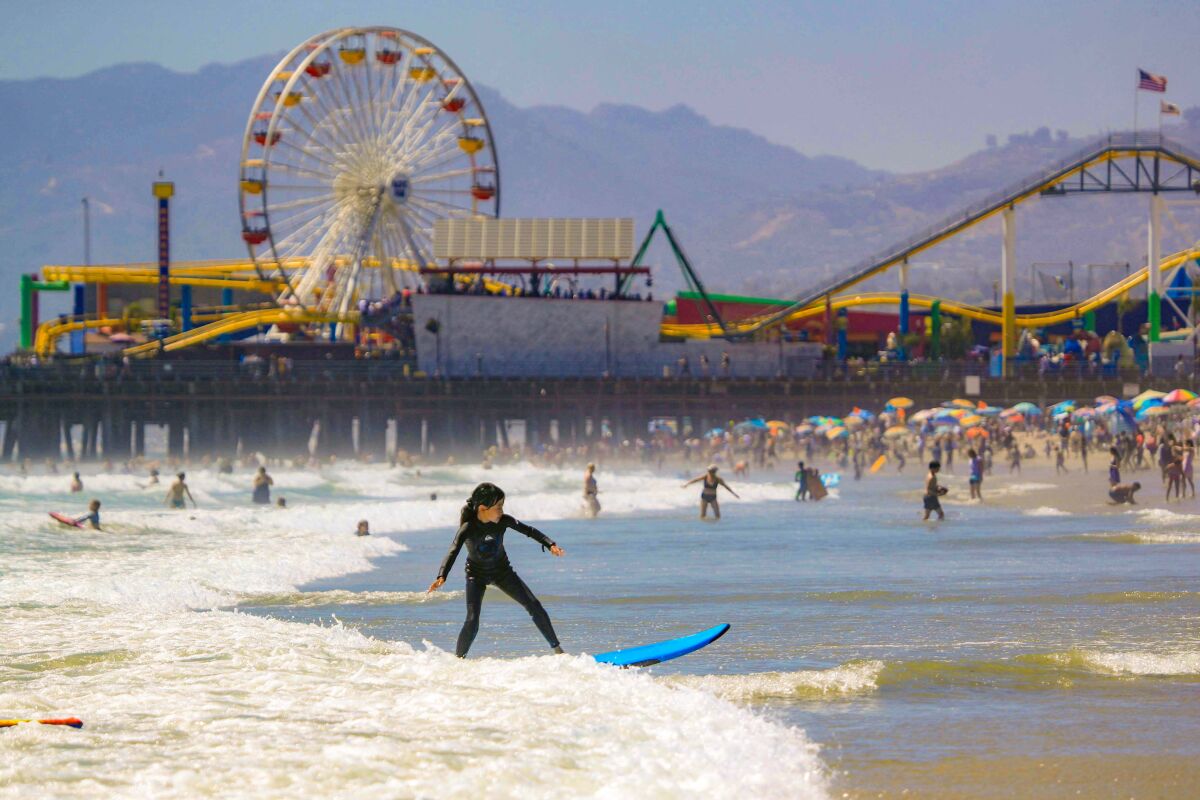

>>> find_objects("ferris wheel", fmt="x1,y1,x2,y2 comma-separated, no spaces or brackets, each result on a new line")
238,27,500,321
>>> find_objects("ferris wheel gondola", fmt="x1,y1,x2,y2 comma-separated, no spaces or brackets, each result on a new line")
237,27,500,328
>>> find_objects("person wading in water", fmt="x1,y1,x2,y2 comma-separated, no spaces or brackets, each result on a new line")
683,465,739,520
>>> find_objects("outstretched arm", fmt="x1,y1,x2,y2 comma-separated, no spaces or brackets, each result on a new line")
719,478,740,498
505,515,563,555
430,523,469,591
682,475,703,487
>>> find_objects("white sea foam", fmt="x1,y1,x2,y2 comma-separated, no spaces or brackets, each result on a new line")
0,463,829,798
1024,506,1070,517
1069,649,1200,676
668,661,883,702
1132,507,1200,526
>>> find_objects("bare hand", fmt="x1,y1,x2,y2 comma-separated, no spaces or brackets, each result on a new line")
427,577,445,593
549,545,565,557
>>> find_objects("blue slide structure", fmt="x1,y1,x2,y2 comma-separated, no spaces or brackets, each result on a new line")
593,623,730,668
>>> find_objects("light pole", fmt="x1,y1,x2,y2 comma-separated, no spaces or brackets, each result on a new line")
82,197,91,266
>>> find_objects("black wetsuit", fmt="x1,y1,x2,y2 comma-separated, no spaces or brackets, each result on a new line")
437,514,560,657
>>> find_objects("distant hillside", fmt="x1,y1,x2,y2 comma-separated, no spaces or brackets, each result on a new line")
1,52,1198,347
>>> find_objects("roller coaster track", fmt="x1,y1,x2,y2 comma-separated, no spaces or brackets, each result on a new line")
660,246,1200,339
736,132,1200,336
120,308,357,357
37,259,513,356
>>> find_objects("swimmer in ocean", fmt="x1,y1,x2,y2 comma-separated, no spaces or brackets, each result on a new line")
355,519,370,536
427,482,565,657
70,472,83,493
75,499,101,530
683,465,739,520
165,472,196,509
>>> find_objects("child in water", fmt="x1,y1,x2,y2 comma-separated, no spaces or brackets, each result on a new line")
355,519,370,536
75,499,101,530
427,482,565,657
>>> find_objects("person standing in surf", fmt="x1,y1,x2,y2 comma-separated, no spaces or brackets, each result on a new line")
252,466,273,505
922,460,946,521
683,465,739,520
794,461,809,502
582,463,601,518
165,472,196,509
427,482,565,658
967,448,983,500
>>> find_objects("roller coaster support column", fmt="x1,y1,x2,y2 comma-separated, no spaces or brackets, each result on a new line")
836,308,848,361
824,296,833,348
1001,207,1017,377
218,288,233,343
181,285,193,332
1147,194,1163,355
898,260,910,360
19,274,69,350
70,284,86,354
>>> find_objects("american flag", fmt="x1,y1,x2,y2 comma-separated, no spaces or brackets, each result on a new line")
1138,69,1167,92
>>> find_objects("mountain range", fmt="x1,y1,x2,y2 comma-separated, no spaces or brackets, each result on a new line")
2,51,1199,348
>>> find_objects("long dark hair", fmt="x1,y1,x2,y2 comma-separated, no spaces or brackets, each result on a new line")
460,482,505,524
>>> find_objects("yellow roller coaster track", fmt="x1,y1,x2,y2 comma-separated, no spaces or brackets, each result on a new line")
121,308,357,358
660,247,1200,339
35,258,515,356
737,134,1200,336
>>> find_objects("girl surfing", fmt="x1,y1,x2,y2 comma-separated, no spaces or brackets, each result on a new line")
428,483,565,657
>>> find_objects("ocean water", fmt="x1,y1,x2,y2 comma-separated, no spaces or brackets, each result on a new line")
2,462,1198,798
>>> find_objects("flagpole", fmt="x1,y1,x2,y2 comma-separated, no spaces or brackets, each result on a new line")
1133,69,1139,139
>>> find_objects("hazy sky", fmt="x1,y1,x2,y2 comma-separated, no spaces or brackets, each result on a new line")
2,0,1198,171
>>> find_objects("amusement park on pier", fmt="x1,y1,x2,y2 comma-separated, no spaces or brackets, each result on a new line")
3,26,1200,461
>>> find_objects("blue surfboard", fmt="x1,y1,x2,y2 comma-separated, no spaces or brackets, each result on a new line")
593,623,730,667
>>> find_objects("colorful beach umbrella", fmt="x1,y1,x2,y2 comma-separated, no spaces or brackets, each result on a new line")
1162,389,1197,404
965,427,990,438
1137,405,1170,419
1049,400,1076,414
910,409,937,422
826,426,848,440
1133,396,1165,411
1095,395,1118,405
1131,389,1166,407
886,397,914,409
944,399,976,409
1012,402,1041,415
884,425,909,438
959,414,985,427
977,406,1003,417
